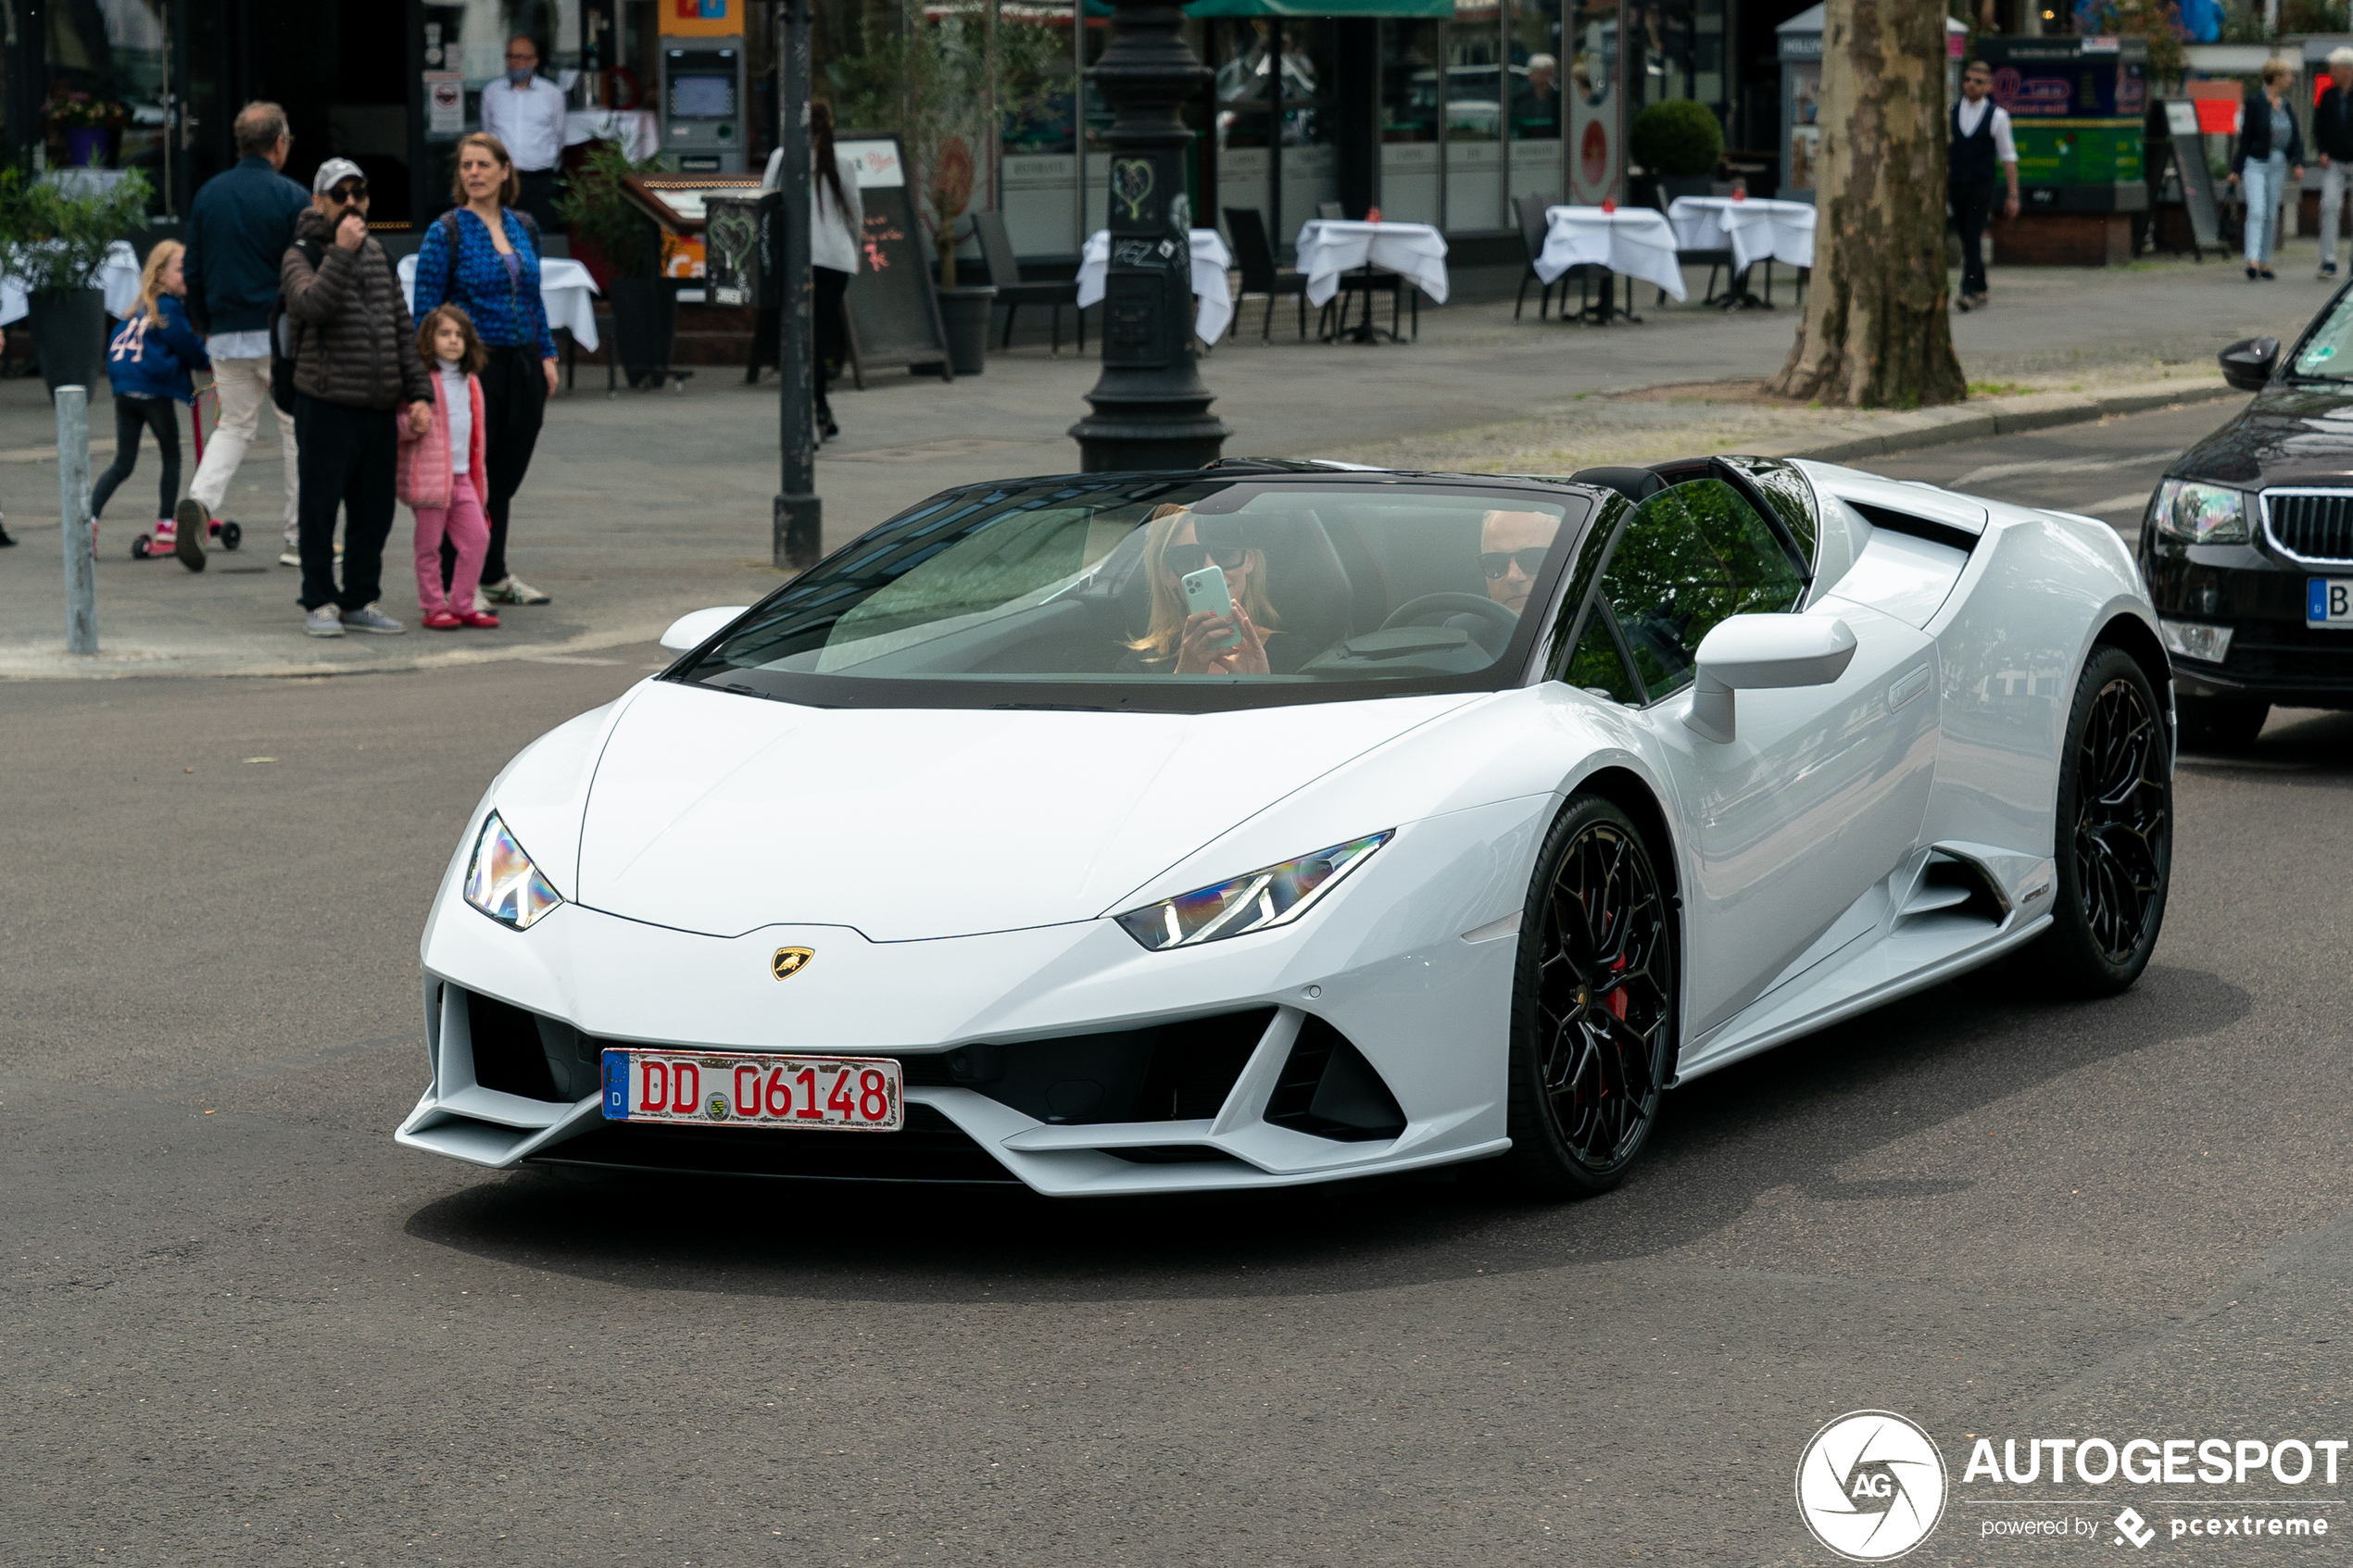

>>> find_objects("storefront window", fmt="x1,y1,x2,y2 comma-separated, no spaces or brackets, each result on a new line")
998,0,1082,257
1628,0,1723,120
1378,19,1442,226
1213,19,1277,242
1278,19,1341,235
37,0,169,196
1510,0,1565,207
1445,0,1504,230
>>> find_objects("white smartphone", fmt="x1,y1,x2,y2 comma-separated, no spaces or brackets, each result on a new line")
1179,565,1242,649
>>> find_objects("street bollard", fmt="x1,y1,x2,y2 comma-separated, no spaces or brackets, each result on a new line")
56,384,97,655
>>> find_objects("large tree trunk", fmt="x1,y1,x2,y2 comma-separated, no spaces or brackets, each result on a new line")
1765,0,1966,407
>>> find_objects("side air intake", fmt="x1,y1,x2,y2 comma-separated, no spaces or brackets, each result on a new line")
1264,1015,1407,1142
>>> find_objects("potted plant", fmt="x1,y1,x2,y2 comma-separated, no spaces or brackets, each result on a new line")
554,138,674,388
45,91,129,169
1631,100,1725,203
0,166,154,395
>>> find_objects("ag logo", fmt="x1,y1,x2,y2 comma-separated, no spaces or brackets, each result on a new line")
1795,1411,1947,1562
771,947,813,981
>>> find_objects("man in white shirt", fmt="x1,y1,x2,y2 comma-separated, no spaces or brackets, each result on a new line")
1950,58,2020,312
479,35,567,231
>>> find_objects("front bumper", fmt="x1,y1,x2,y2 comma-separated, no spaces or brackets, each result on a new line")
2140,534,2353,708
396,803,1541,1196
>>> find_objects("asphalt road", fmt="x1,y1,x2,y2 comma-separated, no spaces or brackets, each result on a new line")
6,404,2351,1566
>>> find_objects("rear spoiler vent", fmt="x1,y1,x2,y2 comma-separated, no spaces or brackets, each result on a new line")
1846,499,1980,556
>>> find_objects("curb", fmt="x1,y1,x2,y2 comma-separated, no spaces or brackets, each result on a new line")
1755,377,2243,465
0,619,679,682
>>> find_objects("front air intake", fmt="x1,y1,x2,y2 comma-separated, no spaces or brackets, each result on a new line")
1264,1015,1406,1142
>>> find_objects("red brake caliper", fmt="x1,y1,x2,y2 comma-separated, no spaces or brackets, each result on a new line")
1605,953,1629,1020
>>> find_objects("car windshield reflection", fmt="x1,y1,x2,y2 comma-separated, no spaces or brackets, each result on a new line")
672,476,1589,711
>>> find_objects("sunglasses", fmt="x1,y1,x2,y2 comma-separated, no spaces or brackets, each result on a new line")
1480,546,1551,580
1166,544,1248,574
329,182,369,201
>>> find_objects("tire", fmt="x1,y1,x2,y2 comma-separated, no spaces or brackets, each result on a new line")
2020,645,2172,997
130,535,149,559
1494,795,1677,1198
220,520,242,551
2175,693,2267,752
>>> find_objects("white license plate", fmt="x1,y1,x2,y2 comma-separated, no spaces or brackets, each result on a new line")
600,1049,903,1132
2309,578,2353,628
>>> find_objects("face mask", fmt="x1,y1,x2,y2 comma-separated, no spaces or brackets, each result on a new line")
508,67,534,85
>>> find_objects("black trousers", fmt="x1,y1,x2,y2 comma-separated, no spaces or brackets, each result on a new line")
1953,178,1994,298
89,395,179,521
444,344,547,591
294,394,398,612
814,265,849,419
515,169,563,236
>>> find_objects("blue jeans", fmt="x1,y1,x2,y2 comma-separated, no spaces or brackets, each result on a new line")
2245,153,2289,265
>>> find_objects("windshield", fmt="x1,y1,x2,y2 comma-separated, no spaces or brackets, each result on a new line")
670,475,1592,712
2292,287,2353,379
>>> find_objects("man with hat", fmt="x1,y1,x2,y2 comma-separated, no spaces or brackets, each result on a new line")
280,157,434,638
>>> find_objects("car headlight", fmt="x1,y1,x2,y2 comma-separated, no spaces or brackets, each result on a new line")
462,812,563,930
2153,480,2249,545
1114,831,1391,951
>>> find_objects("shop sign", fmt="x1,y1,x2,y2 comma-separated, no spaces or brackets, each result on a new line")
425,72,464,135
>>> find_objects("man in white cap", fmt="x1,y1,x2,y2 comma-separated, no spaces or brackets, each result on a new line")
2317,47,2353,276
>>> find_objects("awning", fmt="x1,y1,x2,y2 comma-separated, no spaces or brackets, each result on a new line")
1183,0,1452,18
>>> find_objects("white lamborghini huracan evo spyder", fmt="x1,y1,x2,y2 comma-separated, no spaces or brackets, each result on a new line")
397,456,2171,1198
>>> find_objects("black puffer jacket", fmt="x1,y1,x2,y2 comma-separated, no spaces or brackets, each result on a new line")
281,207,432,411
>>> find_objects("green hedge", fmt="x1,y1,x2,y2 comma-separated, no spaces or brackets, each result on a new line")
1631,100,1724,180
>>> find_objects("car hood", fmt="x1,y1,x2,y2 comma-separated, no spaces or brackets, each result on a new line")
2176,386,2353,488
569,681,1478,941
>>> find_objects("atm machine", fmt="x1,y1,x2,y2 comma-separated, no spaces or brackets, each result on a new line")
658,39,747,172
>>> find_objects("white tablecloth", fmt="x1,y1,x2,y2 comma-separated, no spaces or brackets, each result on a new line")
1077,229,1235,346
1536,207,1686,301
564,108,661,163
397,252,602,353
0,240,140,327
1291,220,1450,307
1667,196,1816,272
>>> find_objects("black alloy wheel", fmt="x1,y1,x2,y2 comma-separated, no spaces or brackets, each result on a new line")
2024,646,2172,997
1498,795,1676,1198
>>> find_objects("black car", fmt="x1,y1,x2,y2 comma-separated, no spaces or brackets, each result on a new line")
2145,296,2353,746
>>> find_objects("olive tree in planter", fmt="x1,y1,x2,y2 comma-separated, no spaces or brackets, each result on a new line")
1631,101,1725,203
554,139,674,389
0,167,154,394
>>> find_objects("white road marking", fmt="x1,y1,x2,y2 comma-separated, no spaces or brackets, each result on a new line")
1954,448,2179,485
2081,491,2155,514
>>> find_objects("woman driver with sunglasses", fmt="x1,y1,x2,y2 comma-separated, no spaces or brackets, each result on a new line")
1121,504,1302,675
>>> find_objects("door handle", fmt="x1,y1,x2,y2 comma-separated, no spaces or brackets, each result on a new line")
1887,665,1931,712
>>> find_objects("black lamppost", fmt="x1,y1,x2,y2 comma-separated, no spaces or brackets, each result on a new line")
1068,0,1228,471
774,0,823,568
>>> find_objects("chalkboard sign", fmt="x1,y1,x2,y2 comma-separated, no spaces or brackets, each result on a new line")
2154,100,2221,256
837,135,952,383
702,192,773,307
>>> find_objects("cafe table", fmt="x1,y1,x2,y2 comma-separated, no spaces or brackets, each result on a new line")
1667,195,1815,308
1537,207,1685,323
1076,228,1235,347
1293,219,1449,342
397,252,604,359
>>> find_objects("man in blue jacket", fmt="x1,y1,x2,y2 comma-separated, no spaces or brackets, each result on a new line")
179,102,309,566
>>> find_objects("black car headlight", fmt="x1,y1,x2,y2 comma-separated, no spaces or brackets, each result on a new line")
2153,480,2249,546
461,812,564,930
1114,831,1391,951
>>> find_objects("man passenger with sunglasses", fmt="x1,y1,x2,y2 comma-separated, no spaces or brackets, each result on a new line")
281,158,434,637
1479,508,1561,617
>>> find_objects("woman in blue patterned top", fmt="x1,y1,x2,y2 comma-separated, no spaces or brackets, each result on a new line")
413,131,559,607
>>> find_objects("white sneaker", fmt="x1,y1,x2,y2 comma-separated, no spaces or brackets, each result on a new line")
483,574,550,605
304,604,344,638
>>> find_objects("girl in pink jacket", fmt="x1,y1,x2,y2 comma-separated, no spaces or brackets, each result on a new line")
399,306,498,630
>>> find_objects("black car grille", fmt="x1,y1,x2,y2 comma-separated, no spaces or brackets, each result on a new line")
535,1105,1020,1183
2228,621,2353,683
2264,491,2353,562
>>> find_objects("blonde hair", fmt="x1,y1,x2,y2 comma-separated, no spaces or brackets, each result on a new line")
2262,56,2296,85
1124,503,1282,662
132,240,183,321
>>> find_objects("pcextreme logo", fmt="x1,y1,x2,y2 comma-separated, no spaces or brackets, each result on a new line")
1796,1411,1950,1562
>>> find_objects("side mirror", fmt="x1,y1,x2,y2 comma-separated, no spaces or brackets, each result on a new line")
1683,615,1858,744
658,606,750,652
2219,336,2280,393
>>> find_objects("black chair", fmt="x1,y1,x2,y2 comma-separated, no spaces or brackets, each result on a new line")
1655,186,1734,307
1317,200,1346,220
1513,195,1560,320
975,209,1083,354
1223,207,1311,343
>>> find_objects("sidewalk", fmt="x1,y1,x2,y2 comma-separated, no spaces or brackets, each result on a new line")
0,241,2325,679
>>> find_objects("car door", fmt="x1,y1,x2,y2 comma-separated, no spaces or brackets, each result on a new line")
1568,478,1940,1038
